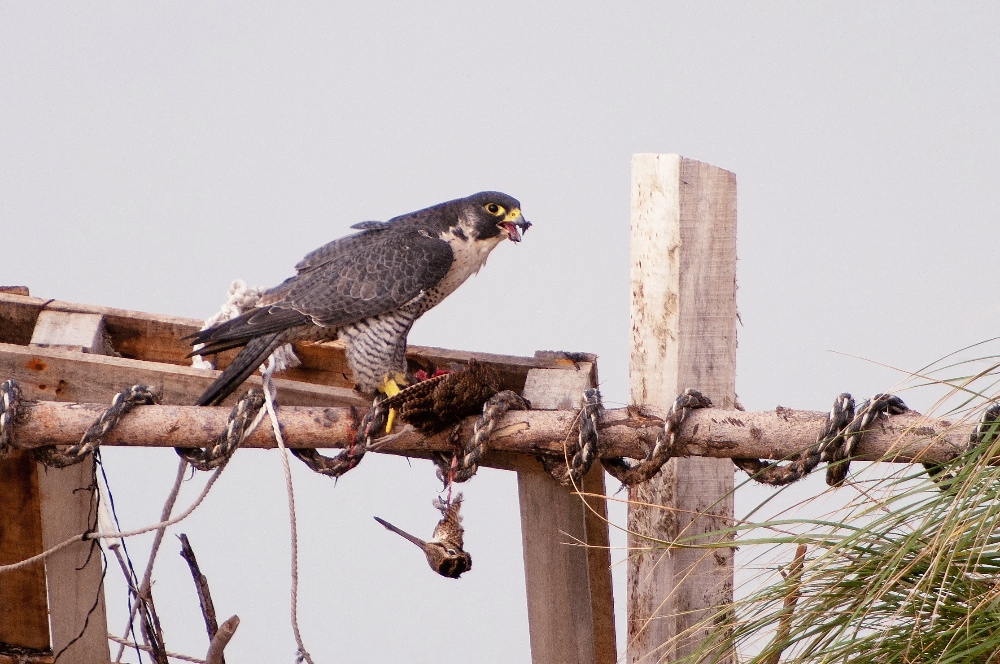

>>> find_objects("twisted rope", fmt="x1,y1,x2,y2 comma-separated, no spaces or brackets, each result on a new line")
0,379,23,458
603,388,714,486
540,388,603,487
176,389,267,470
434,390,529,484
260,364,316,664
34,384,159,468
733,393,909,487
291,396,388,479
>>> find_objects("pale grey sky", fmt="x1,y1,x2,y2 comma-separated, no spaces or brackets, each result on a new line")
3,3,1000,662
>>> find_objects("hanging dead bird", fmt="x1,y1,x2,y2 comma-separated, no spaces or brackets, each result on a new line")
374,495,472,578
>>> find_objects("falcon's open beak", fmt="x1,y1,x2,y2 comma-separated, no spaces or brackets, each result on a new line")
499,209,532,243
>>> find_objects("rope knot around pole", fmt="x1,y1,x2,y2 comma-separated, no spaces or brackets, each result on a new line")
34,383,159,468
733,392,911,487
540,388,603,487
0,378,24,458
290,396,388,479
176,389,267,470
603,388,714,486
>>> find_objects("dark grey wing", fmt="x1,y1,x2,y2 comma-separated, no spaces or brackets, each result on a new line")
189,225,452,407
269,225,454,328
189,225,453,354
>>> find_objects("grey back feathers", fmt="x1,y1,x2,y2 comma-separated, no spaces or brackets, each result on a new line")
190,191,527,406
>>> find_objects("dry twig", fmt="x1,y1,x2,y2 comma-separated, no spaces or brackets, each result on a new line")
765,544,807,664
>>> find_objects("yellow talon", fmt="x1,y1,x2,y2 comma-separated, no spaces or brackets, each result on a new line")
381,377,403,433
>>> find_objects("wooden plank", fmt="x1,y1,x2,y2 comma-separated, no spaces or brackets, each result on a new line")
518,363,616,664
628,155,736,663
29,311,108,353
33,311,110,663
581,463,616,664
37,460,109,662
0,450,50,651
0,342,368,408
0,293,587,394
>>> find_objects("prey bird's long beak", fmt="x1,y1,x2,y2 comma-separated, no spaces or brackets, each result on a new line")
374,516,427,550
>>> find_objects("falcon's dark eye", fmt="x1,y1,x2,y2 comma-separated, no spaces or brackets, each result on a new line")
484,202,506,217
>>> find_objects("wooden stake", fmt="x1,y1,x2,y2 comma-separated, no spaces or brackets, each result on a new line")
628,154,737,663
0,450,49,651
33,311,112,662
517,360,616,664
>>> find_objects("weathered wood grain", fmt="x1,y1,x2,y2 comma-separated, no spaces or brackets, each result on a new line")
0,293,587,395
0,342,368,408
628,154,737,663
33,311,111,663
517,363,615,664
0,450,50,651
2,399,975,466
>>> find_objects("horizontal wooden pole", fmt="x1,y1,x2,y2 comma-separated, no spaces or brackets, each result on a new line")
9,400,975,467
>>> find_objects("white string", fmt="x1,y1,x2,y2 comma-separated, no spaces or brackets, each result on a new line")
0,462,226,575
107,634,206,664
261,360,316,664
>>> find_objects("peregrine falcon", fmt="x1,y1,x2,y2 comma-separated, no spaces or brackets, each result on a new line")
189,191,530,410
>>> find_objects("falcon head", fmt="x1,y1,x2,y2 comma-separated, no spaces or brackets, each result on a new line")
460,191,532,243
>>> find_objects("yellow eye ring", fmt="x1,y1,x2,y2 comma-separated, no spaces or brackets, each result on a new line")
485,203,506,216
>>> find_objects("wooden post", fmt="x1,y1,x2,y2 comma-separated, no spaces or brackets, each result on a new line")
31,311,112,662
627,155,737,663
517,356,616,664
0,451,50,652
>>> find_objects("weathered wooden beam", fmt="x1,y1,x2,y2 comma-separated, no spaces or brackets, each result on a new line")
32,311,112,663
0,342,368,408
0,451,50,652
628,154,737,663
517,360,616,664
5,399,975,466
0,293,586,396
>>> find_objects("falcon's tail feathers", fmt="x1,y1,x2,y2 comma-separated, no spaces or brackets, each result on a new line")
196,332,285,407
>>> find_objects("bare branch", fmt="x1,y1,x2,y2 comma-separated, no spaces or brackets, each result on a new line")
10,400,975,468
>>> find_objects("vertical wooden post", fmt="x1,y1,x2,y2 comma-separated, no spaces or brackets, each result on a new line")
518,357,616,664
0,451,50,652
627,155,737,663
31,311,112,662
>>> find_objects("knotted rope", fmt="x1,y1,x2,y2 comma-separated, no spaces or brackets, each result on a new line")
603,388,714,486
733,393,911,486
539,388,603,487
175,389,267,470
433,390,529,485
0,379,24,458
291,397,388,479
4,381,160,468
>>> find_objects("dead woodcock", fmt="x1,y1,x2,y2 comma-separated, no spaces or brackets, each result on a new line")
374,494,472,578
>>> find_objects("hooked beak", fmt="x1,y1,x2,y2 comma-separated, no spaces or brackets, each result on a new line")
499,209,532,243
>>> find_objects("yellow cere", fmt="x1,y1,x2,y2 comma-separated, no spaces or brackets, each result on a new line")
504,208,521,222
